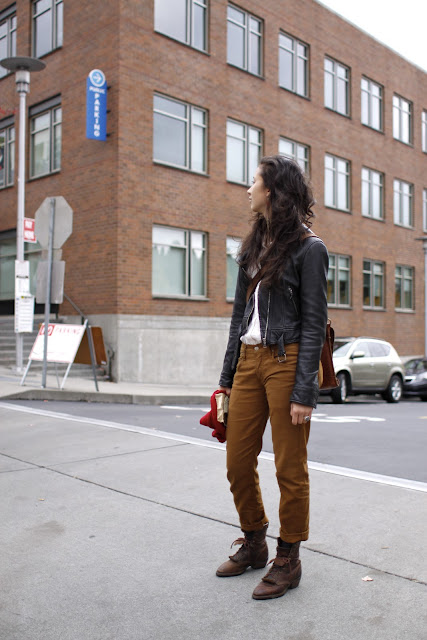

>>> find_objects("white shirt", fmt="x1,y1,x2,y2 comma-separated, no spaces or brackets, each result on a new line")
241,281,262,344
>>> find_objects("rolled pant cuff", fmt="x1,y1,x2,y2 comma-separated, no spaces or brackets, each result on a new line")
279,528,309,543
240,517,269,532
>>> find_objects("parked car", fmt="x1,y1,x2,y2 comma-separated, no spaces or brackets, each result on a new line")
327,337,405,404
403,358,427,401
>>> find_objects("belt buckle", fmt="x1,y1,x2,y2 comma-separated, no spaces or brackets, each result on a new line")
276,354,286,363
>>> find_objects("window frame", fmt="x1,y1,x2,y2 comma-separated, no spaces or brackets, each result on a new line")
395,264,414,311
152,224,207,299
361,167,384,220
278,136,309,175
324,56,350,117
423,189,427,233
324,153,351,212
0,119,15,189
393,178,413,228
153,93,207,174
227,4,263,77
0,6,17,79
154,0,208,52
327,253,351,308
32,0,63,58
392,94,412,145
278,31,309,98
363,259,385,309
226,118,262,186
226,236,241,301
29,99,62,179
360,76,383,131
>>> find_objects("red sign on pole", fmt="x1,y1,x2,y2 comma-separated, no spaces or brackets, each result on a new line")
23,218,36,243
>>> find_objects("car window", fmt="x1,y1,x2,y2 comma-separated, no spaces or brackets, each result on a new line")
333,342,353,357
406,359,427,373
354,341,371,356
369,342,390,357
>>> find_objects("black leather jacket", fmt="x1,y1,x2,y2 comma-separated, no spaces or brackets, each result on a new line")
219,235,329,408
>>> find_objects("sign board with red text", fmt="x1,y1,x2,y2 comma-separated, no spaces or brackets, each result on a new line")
23,218,36,243
28,323,86,363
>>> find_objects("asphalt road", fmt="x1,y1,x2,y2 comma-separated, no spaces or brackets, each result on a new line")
6,397,427,483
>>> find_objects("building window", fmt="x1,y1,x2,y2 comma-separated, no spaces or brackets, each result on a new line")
227,4,262,76
324,154,350,211
278,32,308,97
32,0,63,58
153,94,207,173
279,137,309,174
30,100,61,178
226,237,241,299
327,254,351,307
422,111,427,153
324,57,350,116
0,122,15,188
152,226,206,298
393,179,413,228
0,7,17,79
361,168,383,220
361,77,382,131
395,265,414,310
393,95,412,144
226,119,262,186
154,0,207,52
423,189,427,232
363,260,384,308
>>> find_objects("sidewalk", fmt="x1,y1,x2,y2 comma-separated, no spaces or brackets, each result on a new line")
1,366,426,639
0,364,213,404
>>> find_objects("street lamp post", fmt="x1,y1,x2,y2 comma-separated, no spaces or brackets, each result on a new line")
0,56,45,372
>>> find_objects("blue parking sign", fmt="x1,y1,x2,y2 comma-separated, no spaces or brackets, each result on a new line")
86,69,107,141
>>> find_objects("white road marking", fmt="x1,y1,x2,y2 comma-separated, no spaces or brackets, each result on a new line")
0,401,426,493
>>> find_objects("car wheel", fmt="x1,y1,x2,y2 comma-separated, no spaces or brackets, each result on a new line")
331,372,348,404
420,395,427,402
384,375,403,403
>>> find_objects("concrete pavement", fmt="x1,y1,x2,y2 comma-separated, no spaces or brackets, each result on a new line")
0,365,426,639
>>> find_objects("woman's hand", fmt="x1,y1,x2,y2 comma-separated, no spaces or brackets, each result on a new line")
290,402,313,425
218,386,231,396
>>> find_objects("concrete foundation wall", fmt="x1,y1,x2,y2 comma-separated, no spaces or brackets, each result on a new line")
65,314,231,385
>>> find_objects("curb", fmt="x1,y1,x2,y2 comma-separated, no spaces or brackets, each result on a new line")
2,389,211,405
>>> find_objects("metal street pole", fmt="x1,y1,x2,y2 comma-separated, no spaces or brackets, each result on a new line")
0,56,45,372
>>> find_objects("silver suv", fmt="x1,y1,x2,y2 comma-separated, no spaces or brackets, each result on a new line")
330,337,405,404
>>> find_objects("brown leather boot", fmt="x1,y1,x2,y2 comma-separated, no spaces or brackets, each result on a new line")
216,525,269,577
252,540,301,599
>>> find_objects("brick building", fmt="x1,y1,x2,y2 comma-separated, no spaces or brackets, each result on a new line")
0,0,426,383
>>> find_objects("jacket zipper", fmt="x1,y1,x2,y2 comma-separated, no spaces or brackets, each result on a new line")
288,286,299,318
262,290,271,347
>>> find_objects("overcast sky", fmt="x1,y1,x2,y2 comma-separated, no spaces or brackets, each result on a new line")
317,0,427,72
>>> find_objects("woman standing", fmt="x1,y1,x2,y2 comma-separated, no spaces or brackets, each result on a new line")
216,155,328,600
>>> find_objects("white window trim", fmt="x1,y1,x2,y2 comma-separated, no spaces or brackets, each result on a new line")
393,94,412,144
227,4,263,76
279,136,309,174
361,167,384,220
361,76,383,131
29,104,62,179
0,123,15,188
154,0,208,52
0,8,17,78
324,153,350,211
153,94,207,174
226,118,262,186
395,265,414,311
152,225,207,299
327,253,351,308
278,31,309,97
324,56,350,116
32,0,63,58
422,111,427,153
363,259,385,309
423,189,427,232
393,178,413,228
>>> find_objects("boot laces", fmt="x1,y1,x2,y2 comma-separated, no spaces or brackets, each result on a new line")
262,557,292,583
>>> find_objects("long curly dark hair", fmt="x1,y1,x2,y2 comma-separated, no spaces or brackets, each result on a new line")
239,155,315,294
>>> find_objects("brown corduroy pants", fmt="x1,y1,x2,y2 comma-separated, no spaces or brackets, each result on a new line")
226,342,311,543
